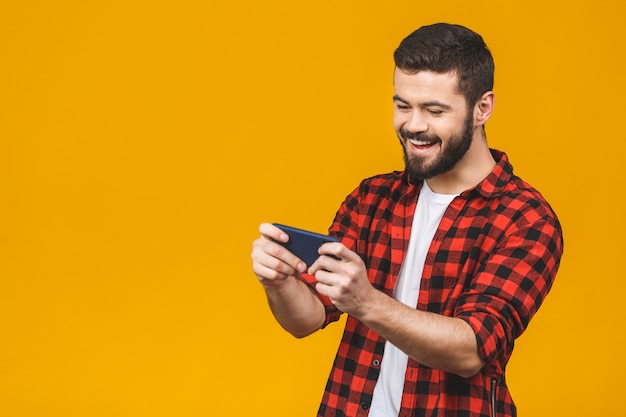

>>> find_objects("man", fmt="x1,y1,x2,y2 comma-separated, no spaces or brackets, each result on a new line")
251,23,563,417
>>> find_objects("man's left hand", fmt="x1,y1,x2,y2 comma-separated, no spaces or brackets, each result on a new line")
308,243,377,317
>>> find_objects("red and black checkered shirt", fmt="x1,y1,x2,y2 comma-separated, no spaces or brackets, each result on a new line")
301,150,563,417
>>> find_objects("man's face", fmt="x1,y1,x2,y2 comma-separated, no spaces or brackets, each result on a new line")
393,69,475,183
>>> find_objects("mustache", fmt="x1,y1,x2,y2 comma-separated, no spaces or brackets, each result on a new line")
399,129,441,142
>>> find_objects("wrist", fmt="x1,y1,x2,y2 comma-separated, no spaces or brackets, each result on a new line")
351,287,387,322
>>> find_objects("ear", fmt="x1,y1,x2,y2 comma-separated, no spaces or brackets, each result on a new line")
473,91,495,127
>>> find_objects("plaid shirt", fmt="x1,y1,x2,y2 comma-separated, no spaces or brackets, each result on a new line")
302,150,563,417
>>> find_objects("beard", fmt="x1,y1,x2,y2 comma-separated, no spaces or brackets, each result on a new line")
399,112,474,184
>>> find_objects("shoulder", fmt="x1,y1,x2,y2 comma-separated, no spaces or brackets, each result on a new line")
336,170,411,215
481,149,561,227
488,175,563,253
502,175,559,223
353,171,408,197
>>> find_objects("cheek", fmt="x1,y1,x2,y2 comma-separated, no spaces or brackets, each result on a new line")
392,112,405,132
433,119,463,138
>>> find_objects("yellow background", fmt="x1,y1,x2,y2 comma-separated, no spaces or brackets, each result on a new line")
1,1,624,416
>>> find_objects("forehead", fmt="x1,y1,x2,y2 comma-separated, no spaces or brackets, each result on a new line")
393,68,465,106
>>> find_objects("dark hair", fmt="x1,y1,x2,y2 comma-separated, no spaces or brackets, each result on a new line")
394,23,494,107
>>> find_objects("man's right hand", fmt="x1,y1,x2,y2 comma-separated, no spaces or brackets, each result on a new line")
251,222,308,288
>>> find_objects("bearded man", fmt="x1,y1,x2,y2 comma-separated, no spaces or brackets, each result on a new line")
251,23,563,417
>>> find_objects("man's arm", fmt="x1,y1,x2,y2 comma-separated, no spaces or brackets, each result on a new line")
354,290,484,378
251,223,326,338
309,242,484,378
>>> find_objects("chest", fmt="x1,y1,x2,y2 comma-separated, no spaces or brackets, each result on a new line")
357,196,507,312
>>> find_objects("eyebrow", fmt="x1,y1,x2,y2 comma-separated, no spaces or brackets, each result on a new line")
392,95,410,105
392,95,453,110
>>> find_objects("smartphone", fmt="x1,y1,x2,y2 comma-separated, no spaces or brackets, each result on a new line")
273,223,339,266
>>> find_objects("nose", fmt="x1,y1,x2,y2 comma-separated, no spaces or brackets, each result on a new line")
394,109,428,133
405,110,428,133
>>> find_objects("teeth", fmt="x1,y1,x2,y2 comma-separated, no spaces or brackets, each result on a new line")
409,139,433,146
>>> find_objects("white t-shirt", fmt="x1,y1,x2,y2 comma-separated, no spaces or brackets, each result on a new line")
368,181,457,416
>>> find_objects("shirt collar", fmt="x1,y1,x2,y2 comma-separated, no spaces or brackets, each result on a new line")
462,149,513,199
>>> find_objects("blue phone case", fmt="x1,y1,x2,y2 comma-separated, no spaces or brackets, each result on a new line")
273,223,339,266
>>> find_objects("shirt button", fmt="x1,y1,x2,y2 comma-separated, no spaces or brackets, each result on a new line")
360,402,370,410
372,359,380,367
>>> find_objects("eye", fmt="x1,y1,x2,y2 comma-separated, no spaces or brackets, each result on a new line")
427,108,444,116
395,103,410,111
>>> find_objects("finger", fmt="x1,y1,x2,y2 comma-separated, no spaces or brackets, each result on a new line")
257,223,308,272
253,261,292,283
252,236,307,275
314,280,333,298
318,242,358,262
315,271,340,307
259,222,289,243
312,268,337,286
308,254,340,275
252,243,305,276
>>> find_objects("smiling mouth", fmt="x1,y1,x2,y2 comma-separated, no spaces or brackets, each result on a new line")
408,138,439,149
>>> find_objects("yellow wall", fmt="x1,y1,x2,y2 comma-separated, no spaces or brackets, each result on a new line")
1,1,624,416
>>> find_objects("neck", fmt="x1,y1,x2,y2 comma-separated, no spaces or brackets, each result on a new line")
426,132,496,195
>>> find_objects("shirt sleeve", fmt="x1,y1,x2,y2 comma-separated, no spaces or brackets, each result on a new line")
455,212,563,364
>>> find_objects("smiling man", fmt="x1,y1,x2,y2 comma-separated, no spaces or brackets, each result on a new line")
251,23,563,417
